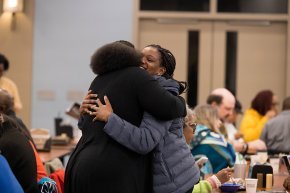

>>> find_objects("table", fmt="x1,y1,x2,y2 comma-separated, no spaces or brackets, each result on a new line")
39,141,77,163
213,172,288,193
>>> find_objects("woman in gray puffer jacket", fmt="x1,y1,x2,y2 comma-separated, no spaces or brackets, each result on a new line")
80,44,200,193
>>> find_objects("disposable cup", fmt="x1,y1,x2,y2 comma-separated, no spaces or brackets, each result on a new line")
245,178,258,193
234,163,247,179
269,158,280,174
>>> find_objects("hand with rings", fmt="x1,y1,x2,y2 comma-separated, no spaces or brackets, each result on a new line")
90,95,113,122
215,167,234,184
80,90,98,115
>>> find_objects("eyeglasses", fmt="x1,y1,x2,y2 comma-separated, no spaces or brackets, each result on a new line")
190,122,197,127
189,122,197,133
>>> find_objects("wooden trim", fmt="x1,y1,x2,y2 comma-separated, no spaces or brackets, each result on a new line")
210,0,217,16
135,0,290,96
287,3,290,95
137,11,288,22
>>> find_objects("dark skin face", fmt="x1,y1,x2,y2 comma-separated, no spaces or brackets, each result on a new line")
140,46,166,76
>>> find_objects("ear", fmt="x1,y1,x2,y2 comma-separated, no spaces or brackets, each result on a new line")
157,67,166,76
211,102,218,108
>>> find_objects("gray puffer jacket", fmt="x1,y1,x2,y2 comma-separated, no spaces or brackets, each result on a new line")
103,76,200,193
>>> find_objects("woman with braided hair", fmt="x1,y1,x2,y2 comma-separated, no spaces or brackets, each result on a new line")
80,44,200,193
65,42,187,193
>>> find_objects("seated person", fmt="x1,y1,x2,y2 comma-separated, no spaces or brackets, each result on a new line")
183,109,234,193
239,90,277,142
191,105,236,173
206,89,236,138
0,53,22,112
0,154,24,193
0,88,47,181
206,93,266,155
224,99,244,143
0,89,31,140
260,96,290,154
0,114,39,193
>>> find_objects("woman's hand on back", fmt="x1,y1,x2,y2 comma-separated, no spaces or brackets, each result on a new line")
91,96,113,122
80,90,98,115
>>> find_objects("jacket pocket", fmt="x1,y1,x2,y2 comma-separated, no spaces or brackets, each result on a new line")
161,154,174,182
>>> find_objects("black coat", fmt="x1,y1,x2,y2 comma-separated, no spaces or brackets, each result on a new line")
65,67,186,193
0,121,39,193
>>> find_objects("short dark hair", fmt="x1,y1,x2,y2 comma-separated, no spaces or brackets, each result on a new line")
235,99,243,114
90,42,141,75
282,96,290,111
0,53,9,71
206,94,223,105
251,90,273,116
115,40,135,48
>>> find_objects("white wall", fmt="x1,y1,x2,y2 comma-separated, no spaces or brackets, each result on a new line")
32,0,133,134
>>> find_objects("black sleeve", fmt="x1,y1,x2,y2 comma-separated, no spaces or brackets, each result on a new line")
134,69,186,120
0,136,39,193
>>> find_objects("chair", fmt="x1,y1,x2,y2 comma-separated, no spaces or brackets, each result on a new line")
49,169,65,193
44,158,65,175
